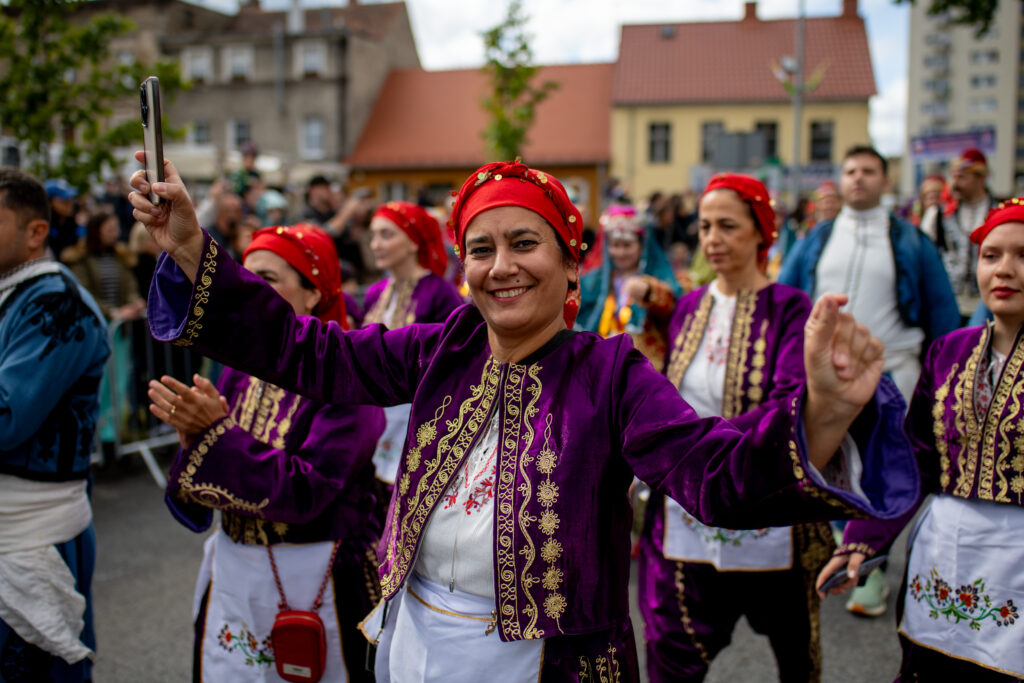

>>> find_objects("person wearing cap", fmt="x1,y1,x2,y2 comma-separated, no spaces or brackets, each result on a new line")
576,204,680,369
943,147,998,300
129,153,919,681
0,169,109,681
631,174,838,682
364,201,464,503
819,199,1024,681
44,178,84,261
148,223,384,682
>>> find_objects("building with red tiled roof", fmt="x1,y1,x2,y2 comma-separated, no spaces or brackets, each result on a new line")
347,63,612,223
612,0,876,199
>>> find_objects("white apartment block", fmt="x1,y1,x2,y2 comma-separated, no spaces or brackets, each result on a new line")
904,1,1023,197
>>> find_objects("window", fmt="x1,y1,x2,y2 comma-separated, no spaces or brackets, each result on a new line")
754,121,778,159
971,74,997,88
923,55,949,70
381,182,408,202
222,45,254,82
294,41,327,78
809,121,833,162
182,46,212,83
970,50,999,65
921,102,950,117
701,121,723,163
117,48,134,87
924,78,949,96
925,33,950,47
192,120,211,145
228,118,251,149
300,115,325,160
968,98,998,114
648,122,671,164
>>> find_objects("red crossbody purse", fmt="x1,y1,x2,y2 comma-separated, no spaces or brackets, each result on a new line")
267,541,341,683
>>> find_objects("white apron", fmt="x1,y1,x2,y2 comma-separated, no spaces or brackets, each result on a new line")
372,404,412,484
900,495,1024,677
195,530,349,682
361,573,543,683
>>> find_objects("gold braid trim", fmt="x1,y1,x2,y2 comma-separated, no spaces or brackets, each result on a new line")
175,239,218,347
746,320,770,406
379,358,499,597
496,363,528,638
784,396,863,518
953,334,985,497
176,417,270,516
665,290,712,389
721,289,756,419
932,361,958,490
673,560,711,666
363,277,416,329
833,542,877,558
989,333,1024,501
795,522,830,683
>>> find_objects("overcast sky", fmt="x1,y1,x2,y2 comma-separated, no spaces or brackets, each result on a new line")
193,0,909,156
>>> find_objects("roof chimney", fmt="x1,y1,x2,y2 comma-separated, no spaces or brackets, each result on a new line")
743,1,757,21
842,0,858,17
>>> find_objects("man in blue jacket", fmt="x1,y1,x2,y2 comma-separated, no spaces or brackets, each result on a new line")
779,145,959,402
778,146,959,620
0,168,109,681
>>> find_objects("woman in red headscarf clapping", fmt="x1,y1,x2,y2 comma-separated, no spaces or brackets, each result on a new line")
633,174,840,682
147,224,385,682
364,201,464,497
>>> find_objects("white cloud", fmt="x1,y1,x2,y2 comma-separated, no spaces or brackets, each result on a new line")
870,75,907,156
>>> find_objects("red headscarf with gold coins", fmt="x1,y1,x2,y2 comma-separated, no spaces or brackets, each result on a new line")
448,161,585,325
243,223,348,329
373,201,448,277
702,173,777,264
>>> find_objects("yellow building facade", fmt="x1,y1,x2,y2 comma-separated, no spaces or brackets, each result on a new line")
611,101,871,199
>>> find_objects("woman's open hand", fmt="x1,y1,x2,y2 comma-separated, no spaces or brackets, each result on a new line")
148,374,229,448
127,152,205,282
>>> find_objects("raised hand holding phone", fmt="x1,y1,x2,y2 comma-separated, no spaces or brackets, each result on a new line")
140,76,164,204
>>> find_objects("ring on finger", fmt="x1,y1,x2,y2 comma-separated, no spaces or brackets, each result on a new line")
169,404,176,416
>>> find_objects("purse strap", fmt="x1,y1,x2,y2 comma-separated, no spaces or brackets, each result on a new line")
267,540,341,612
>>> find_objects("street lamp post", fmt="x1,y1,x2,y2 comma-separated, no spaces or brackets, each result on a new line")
790,0,805,206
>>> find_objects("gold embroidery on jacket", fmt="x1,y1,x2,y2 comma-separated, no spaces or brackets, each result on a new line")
272,395,302,450
363,278,416,328
747,320,770,405
674,560,712,666
932,361,958,490
379,357,500,597
222,514,289,545
666,290,712,389
992,339,1024,501
175,417,270,515
953,335,985,497
536,413,565,629
578,644,623,683
176,239,218,347
722,289,756,419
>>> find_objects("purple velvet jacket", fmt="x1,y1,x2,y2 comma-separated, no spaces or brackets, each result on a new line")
165,365,385,548
148,232,918,643
841,324,1022,558
362,272,463,328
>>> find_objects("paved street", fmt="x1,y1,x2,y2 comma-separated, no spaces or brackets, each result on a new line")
90,449,905,682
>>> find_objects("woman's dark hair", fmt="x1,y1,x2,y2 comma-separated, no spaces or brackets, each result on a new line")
85,212,117,254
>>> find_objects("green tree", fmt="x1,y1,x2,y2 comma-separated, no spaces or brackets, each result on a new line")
480,0,558,162
895,0,998,36
0,0,185,190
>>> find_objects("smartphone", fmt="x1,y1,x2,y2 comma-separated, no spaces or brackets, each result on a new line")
820,554,887,593
140,76,164,204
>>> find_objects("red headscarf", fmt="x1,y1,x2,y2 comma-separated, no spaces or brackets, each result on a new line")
243,223,348,329
701,173,777,262
970,197,1024,245
955,148,988,175
373,201,448,277
448,160,585,325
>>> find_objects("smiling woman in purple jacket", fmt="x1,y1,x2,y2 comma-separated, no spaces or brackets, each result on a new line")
130,153,917,683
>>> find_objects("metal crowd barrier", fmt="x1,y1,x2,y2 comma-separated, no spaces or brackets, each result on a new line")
95,314,197,487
